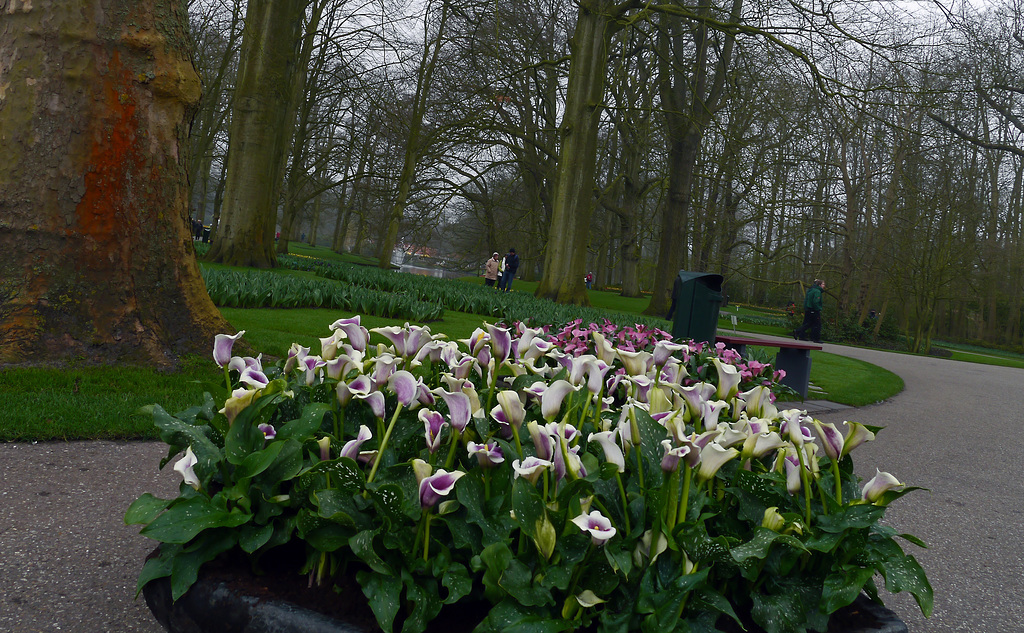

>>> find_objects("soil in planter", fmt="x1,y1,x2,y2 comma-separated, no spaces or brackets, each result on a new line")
714,598,889,633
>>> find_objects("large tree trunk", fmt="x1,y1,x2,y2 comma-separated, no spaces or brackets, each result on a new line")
205,0,305,269
0,0,229,365
535,0,617,305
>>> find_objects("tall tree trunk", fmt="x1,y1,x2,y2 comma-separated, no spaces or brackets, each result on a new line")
378,0,453,268
206,0,306,268
535,0,618,305
0,0,229,365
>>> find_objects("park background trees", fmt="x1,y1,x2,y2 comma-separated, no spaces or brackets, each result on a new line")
6,0,1022,364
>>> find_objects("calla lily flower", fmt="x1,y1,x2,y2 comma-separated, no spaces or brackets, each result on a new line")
652,340,686,368
484,323,513,364
584,359,612,395
762,506,785,532
571,510,616,546
660,439,696,472
781,410,814,447
541,380,577,421
173,446,200,490
527,421,555,460
744,431,787,459
590,331,617,365
283,343,310,374
239,367,270,390
700,400,730,432
213,331,245,368
576,590,607,608
679,382,716,418
258,423,276,440
590,430,625,473
387,370,420,407
467,441,504,468
738,385,777,419
330,317,368,352
711,358,742,400
458,328,488,356
842,421,876,456
783,451,802,494
220,388,258,424
336,374,373,405
813,420,844,461
419,409,448,453
419,468,466,508
512,456,552,484
318,436,331,461
617,349,653,376
431,389,471,432
496,390,526,430
341,425,372,460
715,420,748,448
696,442,739,482
371,353,400,387
862,469,903,504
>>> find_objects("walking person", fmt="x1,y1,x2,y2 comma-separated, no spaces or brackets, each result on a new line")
496,247,519,292
793,279,825,343
585,272,593,290
483,252,501,288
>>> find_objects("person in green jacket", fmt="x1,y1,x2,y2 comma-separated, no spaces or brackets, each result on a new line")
793,279,825,343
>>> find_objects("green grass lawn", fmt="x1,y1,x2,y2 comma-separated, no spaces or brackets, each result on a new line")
0,252,913,441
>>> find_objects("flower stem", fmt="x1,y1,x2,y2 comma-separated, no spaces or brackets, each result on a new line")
367,403,404,484
830,459,842,504
423,512,432,562
615,473,631,535
676,464,692,525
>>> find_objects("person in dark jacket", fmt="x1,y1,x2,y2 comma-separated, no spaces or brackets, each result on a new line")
497,248,519,292
793,279,825,343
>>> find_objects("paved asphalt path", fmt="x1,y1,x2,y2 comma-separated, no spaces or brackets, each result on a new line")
0,342,1021,632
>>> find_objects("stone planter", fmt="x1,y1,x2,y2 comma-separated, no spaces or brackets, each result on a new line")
142,565,905,630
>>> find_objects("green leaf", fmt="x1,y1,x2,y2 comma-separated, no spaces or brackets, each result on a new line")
257,438,304,486
234,440,286,480
822,565,877,613
400,570,442,633
170,530,236,600
135,546,175,596
350,530,393,574
750,589,805,633
358,569,402,633
141,496,250,544
225,394,281,465
238,523,274,553
500,558,554,607
880,553,934,617
511,478,545,538
277,402,333,441
730,527,808,564
441,563,473,604
125,493,172,525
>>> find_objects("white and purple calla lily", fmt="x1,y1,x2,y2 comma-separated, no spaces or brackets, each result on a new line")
258,423,276,440
419,409,448,453
617,349,652,376
173,446,201,489
783,451,802,495
590,430,625,473
484,323,513,364
239,367,270,390
512,456,552,484
660,439,698,473
571,510,616,546
340,425,373,460
213,331,246,368
219,388,258,424
679,382,717,418
495,390,526,430
737,385,777,419
467,441,504,468
696,442,739,482
387,370,420,407
541,380,577,421
781,410,814,447
283,343,310,374
590,331,617,365
652,340,686,368
371,353,400,388
527,421,555,460
744,431,787,459
432,388,472,433
419,468,466,508
812,420,844,461
700,399,730,432
862,469,903,504
842,421,876,457
711,358,742,400
330,316,368,352
318,436,331,461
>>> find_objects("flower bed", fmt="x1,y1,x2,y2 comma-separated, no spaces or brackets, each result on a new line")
127,317,931,633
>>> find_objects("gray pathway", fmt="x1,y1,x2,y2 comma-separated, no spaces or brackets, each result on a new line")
0,342,1021,632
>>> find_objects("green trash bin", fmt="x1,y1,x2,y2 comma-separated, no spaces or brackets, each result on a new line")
668,271,724,343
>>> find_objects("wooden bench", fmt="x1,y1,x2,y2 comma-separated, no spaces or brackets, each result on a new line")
714,334,822,399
